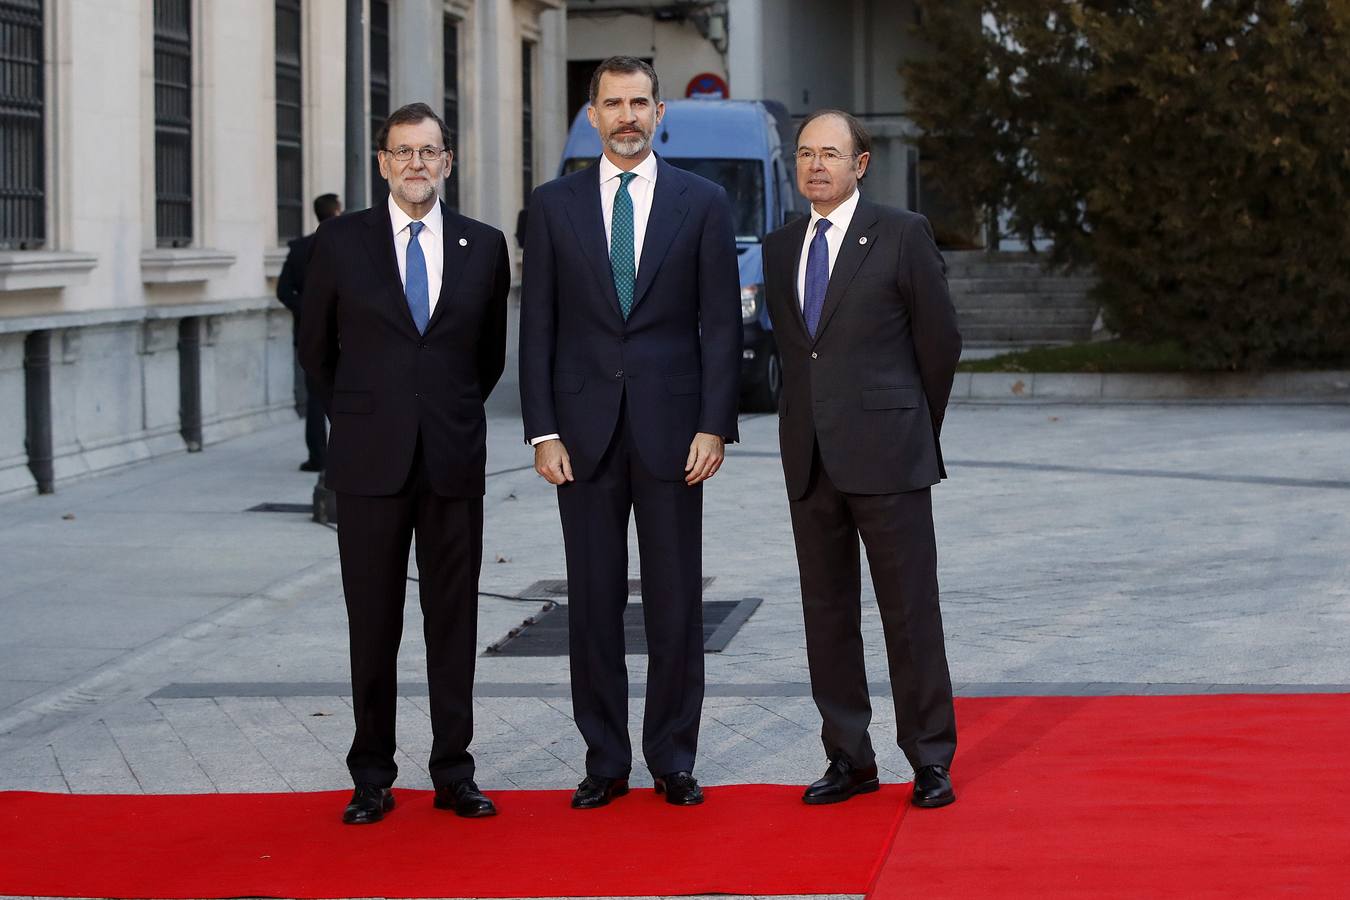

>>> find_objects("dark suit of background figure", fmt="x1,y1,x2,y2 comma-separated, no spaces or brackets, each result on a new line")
763,197,962,776
298,200,510,791
276,232,327,468
519,157,741,779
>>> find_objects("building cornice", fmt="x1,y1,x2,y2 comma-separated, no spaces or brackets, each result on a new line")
0,251,99,293
140,248,237,284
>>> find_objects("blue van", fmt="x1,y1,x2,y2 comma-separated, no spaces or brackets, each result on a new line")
555,99,802,411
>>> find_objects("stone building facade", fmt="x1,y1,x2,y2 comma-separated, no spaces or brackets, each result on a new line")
0,0,567,497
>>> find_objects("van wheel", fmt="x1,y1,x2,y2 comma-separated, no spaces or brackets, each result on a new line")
742,348,782,413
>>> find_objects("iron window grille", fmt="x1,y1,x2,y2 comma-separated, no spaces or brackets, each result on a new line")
153,0,193,247
0,0,45,249
521,40,534,208
368,0,389,209
275,0,303,243
442,14,460,213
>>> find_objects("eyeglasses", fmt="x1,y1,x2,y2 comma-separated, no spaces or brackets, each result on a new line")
795,148,857,166
383,145,447,162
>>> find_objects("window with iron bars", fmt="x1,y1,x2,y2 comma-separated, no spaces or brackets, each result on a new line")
153,0,193,247
369,0,389,209
521,40,534,208
0,0,45,250
442,14,460,214
275,0,303,242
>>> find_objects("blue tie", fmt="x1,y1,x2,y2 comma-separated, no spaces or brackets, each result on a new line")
803,218,831,338
405,220,430,334
611,172,637,320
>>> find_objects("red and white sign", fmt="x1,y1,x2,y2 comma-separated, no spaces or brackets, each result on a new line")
685,72,729,99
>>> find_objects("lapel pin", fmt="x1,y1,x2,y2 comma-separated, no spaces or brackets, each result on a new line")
458,237,468,247
859,236,868,245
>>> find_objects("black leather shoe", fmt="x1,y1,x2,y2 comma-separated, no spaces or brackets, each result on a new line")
342,783,394,824
299,460,323,472
911,764,956,808
433,778,497,817
802,758,880,805
571,774,629,809
654,771,704,806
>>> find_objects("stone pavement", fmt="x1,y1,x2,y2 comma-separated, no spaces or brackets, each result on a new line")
2,399,1349,900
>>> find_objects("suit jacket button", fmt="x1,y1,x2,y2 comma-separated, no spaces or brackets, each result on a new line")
616,369,624,378
811,352,818,359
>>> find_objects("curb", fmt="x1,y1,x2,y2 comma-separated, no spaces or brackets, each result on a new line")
951,370,1350,403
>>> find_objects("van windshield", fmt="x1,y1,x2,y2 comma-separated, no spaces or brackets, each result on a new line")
561,157,765,243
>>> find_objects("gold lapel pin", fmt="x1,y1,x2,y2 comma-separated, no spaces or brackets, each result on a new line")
859,236,868,245
458,237,468,247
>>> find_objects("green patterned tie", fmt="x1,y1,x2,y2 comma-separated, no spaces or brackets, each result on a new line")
611,172,637,319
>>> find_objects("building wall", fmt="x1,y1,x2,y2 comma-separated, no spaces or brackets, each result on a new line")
0,0,567,499
724,0,922,210
568,10,726,104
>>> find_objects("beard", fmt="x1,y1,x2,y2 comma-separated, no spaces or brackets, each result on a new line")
394,178,437,205
606,128,650,158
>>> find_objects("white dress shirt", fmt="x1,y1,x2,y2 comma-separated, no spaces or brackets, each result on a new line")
388,193,444,315
529,153,659,447
796,188,862,308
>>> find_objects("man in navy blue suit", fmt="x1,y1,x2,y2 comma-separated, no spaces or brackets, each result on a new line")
519,57,741,809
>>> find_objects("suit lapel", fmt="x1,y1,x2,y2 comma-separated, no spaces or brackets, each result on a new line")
361,202,420,335
424,202,469,334
563,163,624,319
779,216,811,341
631,158,690,312
813,197,880,344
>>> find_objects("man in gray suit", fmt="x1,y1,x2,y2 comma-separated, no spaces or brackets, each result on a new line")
763,109,962,809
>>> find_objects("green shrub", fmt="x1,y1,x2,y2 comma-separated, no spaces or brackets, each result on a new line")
905,1,1350,369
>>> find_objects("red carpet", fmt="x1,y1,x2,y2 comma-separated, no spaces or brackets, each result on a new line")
4,695,1348,899
0,782,906,898
869,694,1350,898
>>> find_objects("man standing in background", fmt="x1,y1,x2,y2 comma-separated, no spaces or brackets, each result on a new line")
763,109,962,809
276,192,341,472
519,57,741,810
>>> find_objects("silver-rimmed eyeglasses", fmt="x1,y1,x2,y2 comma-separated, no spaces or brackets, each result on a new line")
384,145,447,162
795,148,856,166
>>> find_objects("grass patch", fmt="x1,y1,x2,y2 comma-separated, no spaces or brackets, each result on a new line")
959,340,1350,373
959,340,1197,373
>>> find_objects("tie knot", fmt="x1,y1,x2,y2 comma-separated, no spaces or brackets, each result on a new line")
408,220,424,238
618,172,637,187
815,218,831,236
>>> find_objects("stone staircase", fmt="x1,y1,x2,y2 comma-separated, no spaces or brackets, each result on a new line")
944,251,1099,347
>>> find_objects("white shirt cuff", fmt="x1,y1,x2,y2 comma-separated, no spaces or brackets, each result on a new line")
529,434,561,446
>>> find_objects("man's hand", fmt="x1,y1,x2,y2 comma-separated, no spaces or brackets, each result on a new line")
685,432,725,485
534,439,574,485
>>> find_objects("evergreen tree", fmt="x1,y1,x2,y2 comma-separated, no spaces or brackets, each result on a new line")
905,0,1350,368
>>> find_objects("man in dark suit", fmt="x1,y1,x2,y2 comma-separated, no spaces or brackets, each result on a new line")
276,192,341,472
299,103,509,824
763,109,962,809
519,57,741,809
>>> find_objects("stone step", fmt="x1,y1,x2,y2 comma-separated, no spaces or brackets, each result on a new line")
948,277,1096,294
946,265,1076,280
955,307,1097,327
944,252,1088,282
945,259,1070,275
960,322,1092,342
950,292,1097,309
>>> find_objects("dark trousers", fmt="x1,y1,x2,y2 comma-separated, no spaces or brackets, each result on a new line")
556,407,705,778
789,446,957,771
304,372,328,466
336,438,482,789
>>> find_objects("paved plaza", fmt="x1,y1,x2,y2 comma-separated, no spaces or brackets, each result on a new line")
1,396,1348,899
